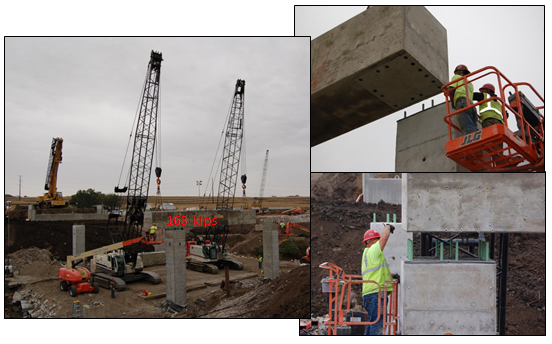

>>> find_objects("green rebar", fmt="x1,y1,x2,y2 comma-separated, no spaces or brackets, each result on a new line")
450,239,453,258
407,239,413,261
440,242,444,261
373,213,376,222
455,241,459,261
393,213,396,223
485,242,489,261
386,214,390,223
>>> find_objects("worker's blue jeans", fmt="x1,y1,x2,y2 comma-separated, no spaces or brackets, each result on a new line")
363,293,388,335
456,97,479,135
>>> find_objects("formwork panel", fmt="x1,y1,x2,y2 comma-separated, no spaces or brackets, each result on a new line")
311,6,448,147
402,173,545,232
400,258,496,335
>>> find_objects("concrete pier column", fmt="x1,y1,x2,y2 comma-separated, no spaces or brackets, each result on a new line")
165,229,187,307
72,224,85,257
262,223,279,280
28,204,36,221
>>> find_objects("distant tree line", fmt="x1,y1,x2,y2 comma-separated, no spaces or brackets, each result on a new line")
70,189,119,209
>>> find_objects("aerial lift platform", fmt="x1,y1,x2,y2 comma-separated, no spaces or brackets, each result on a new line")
442,66,544,172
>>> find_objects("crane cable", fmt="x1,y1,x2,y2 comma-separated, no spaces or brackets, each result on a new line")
204,91,236,199
155,75,162,171
117,69,149,190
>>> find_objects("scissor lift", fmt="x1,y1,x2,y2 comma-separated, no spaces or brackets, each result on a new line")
442,66,544,172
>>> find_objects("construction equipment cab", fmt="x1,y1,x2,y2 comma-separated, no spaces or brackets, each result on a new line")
442,66,544,172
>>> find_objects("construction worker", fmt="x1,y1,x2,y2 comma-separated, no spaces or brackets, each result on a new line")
477,83,504,127
280,221,286,234
476,83,506,162
258,255,263,270
149,223,157,241
361,225,397,335
447,64,479,135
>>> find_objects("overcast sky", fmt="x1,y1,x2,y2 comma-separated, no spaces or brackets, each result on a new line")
4,37,309,197
299,5,545,172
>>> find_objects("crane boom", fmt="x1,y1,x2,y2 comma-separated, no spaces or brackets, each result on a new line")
108,50,163,244
37,137,65,207
216,79,246,210
258,150,269,200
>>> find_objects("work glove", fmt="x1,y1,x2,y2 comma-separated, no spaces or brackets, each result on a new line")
385,223,395,234
393,273,400,283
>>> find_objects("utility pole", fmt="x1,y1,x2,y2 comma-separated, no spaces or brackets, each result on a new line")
196,180,202,209
18,175,22,201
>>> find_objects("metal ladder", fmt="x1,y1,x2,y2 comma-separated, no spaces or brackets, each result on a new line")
72,300,82,318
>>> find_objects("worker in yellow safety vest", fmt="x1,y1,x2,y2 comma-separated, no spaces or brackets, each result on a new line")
361,225,398,335
447,64,479,135
149,223,157,241
476,83,509,164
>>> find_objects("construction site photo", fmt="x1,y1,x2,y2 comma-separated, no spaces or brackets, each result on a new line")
4,37,310,325
303,173,545,336
305,6,544,172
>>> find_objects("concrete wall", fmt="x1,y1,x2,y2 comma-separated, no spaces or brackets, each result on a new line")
400,258,496,335
402,173,545,233
165,230,187,307
396,102,472,172
363,174,402,204
72,224,85,257
32,213,108,222
311,6,448,147
257,214,310,224
139,251,166,267
262,223,280,280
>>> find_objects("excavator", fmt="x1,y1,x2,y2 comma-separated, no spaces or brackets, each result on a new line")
186,224,244,274
443,66,544,171
37,137,66,207
59,231,163,295
279,222,310,238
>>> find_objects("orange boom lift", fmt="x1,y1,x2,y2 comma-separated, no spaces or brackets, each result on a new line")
442,66,544,172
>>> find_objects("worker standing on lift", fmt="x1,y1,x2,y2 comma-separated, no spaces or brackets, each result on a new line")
361,225,398,335
475,84,511,164
149,223,157,241
447,65,479,135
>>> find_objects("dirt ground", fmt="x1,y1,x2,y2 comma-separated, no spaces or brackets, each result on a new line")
4,196,310,319
310,173,545,335
5,253,307,319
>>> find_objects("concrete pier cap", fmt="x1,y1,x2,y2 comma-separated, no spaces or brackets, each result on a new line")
402,173,545,233
311,6,448,147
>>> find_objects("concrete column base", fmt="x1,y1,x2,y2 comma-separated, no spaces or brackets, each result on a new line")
72,224,85,257
262,223,279,280
165,230,187,307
